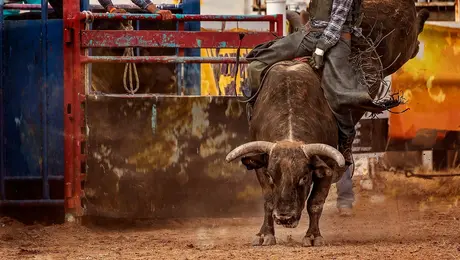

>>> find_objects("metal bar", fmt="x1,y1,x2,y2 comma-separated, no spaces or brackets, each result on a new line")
3,3,182,10
276,14,283,36
135,20,140,56
80,13,279,22
3,3,53,10
456,0,460,22
40,0,49,201
81,30,278,49
82,0,91,96
75,3,85,220
182,0,201,95
81,0,89,13
88,93,203,98
90,3,182,11
81,56,249,64
0,0,5,201
110,4,182,11
177,21,185,94
0,200,65,206
63,0,83,219
87,93,243,98
4,176,64,181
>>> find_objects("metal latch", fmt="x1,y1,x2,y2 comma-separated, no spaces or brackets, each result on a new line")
64,28,73,43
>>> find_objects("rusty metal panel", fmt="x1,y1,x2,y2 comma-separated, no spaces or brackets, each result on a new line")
390,22,460,141
81,30,278,48
81,56,250,64
84,95,263,218
79,13,281,22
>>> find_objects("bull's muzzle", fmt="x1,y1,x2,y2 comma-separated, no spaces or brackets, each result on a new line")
273,210,300,228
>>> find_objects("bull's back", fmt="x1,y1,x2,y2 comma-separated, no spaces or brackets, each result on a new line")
250,61,337,146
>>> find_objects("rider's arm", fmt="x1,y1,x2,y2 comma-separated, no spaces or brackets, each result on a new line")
97,0,117,12
131,0,159,13
97,0,156,13
316,0,354,53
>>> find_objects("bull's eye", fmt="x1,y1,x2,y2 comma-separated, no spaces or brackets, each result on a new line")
299,176,309,186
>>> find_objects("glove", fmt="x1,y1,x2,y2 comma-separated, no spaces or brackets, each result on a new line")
310,48,325,70
108,7,127,13
157,10,174,20
147,4,174,20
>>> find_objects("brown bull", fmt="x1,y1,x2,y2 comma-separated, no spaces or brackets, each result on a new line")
226,0,429,247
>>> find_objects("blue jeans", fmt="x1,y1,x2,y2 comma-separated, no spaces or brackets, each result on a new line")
336,167,354,208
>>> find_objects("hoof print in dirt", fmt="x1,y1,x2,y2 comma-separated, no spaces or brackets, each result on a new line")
302,235,325,247
252,234,276,246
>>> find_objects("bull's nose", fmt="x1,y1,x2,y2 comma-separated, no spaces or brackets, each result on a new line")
273,211,295,221
273,212,289,220
273,211,299,228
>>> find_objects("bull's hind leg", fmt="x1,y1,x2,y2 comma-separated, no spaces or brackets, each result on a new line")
303,176,333,247
252,169,276,246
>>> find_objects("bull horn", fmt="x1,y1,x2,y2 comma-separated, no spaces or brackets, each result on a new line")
286,10,303,31
225,141,276,163
301,144,345,168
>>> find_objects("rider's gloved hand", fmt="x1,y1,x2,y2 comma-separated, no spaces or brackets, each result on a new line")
108,6,127,13
146,4,174,20
310,48,325,69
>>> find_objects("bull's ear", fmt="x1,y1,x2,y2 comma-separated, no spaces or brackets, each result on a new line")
300,10,309,25
310,155,333,178
241,153,269,170
417,8,430,34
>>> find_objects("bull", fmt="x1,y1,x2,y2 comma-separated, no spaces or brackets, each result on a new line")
226,0,429,246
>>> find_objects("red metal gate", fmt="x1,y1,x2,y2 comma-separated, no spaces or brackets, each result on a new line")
62,2,282,220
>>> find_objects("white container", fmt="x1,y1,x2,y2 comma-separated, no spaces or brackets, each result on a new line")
266,0,287,35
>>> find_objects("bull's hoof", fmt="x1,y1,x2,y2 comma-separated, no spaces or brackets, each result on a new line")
262,234,276,246
302,235,324,247
312,236,325,247
302,235,313,247
252,234,276,246
252,235,263,246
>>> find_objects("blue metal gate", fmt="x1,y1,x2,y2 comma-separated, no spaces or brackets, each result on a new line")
0,0,65,206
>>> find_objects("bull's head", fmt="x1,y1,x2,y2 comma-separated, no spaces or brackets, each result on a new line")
226,141,345,228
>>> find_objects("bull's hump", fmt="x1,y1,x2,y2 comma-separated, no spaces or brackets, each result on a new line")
284,63,306,72
253,61,333,143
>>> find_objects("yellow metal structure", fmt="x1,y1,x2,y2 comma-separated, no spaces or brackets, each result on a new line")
200,28,253,96
390,22,460,140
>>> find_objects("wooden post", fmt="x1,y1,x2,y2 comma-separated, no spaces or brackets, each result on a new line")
456,0,460,22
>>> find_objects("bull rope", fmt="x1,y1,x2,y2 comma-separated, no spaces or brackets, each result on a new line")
82,11,140,95
120,20,140,95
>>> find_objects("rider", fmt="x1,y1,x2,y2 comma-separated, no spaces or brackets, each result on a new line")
47,0,173,19
99,0,173,19
246,0,401,168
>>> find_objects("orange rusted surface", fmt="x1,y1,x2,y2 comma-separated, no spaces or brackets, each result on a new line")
389,22,460,140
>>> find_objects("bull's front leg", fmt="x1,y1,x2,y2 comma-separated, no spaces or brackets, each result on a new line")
252,169,276,246
303,175,333,247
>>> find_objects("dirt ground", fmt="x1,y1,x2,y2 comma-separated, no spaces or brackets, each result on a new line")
1,175,460,259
